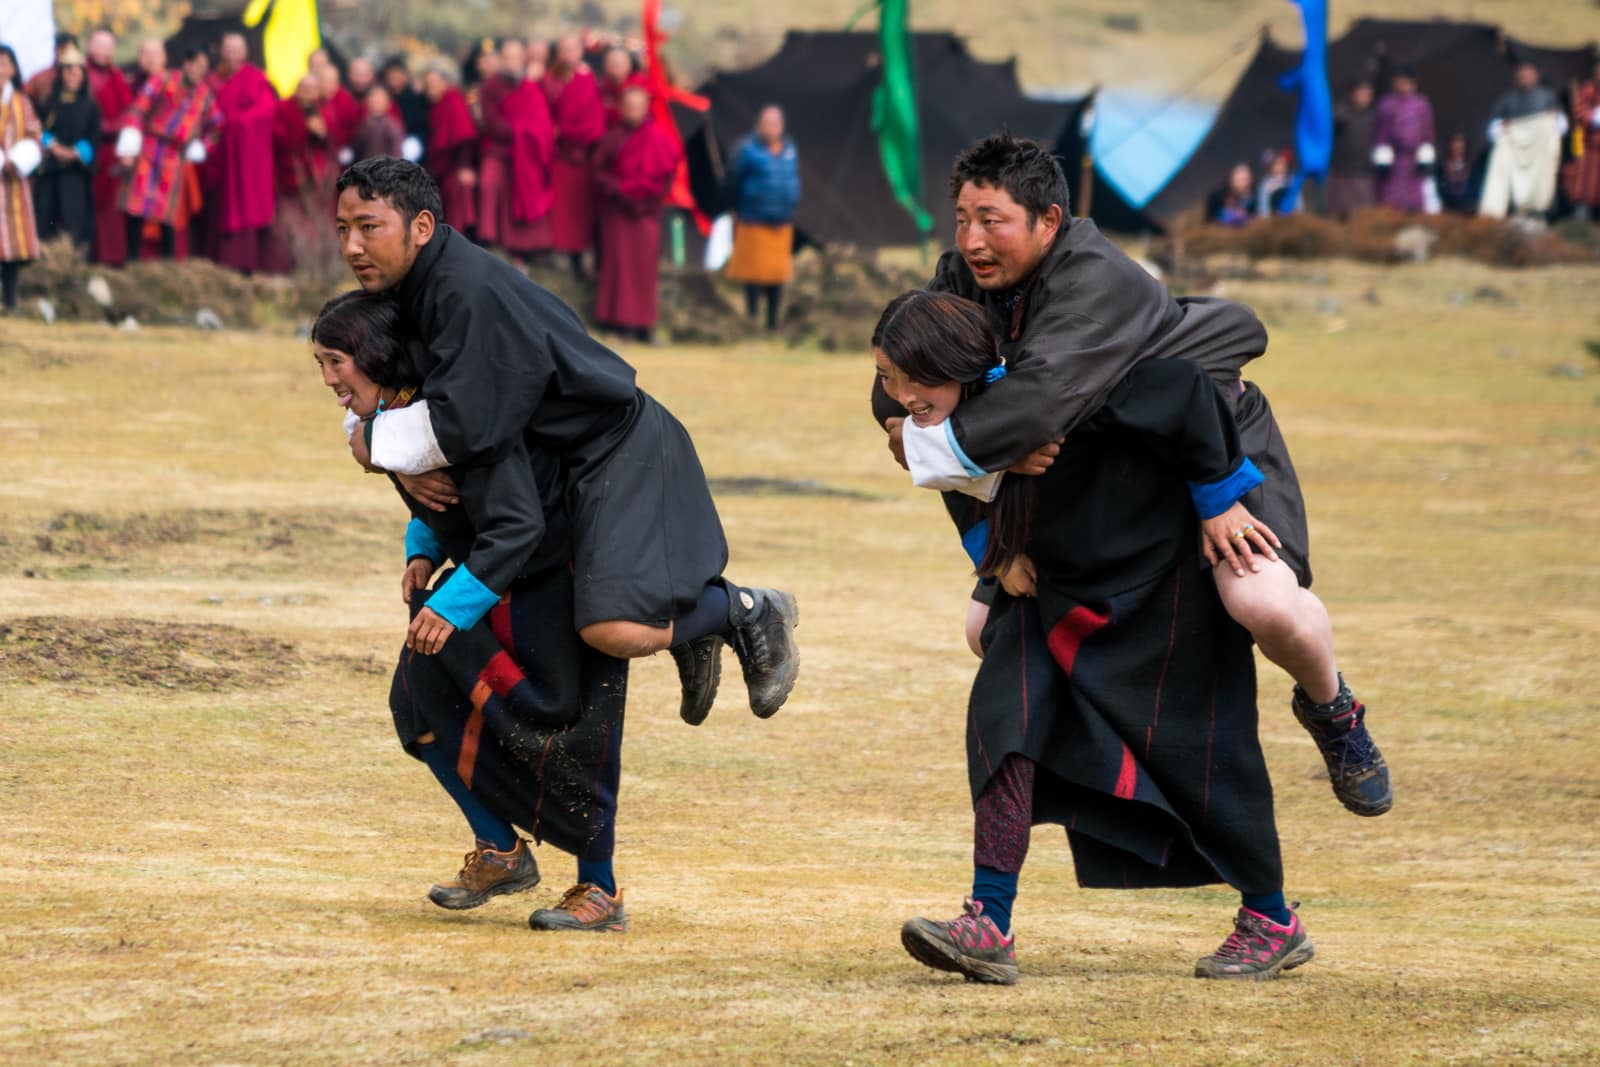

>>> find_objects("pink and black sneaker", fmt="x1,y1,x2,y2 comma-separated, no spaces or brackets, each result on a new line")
1194,905,1316,980
900,897,1018,985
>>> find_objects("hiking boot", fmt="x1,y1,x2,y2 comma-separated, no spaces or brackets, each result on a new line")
727,586,800,718
427,839,541,911
1293,676,1392,816
900,897,1018,985
1195,905,1315,980
669,634,724,726
528,883,627,933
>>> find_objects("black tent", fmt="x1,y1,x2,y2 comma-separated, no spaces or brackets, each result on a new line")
163,10,345,78
679,31,1150,248
1144,18,1598,226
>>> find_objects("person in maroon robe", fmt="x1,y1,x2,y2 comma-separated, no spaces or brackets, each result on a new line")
542,34,605,277
317,63,363,169
477,38,555,259
346,57,377,100
422,66,478,234
263,75,333,274
593,86,680,341
204,33,277,273
80,29,134,265
350,85,404,161
598,47,649,128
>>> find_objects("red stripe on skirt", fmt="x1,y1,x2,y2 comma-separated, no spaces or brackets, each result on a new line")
479,650,526,697
1046,605,1111,676
457,682,490,786
1113,741,1138,800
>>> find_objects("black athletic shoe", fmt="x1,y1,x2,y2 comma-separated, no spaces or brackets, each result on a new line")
1293,676,1392,817
669,635,724,726
726,586,800,718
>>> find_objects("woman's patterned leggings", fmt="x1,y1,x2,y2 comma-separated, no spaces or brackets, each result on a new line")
973,753,1035,873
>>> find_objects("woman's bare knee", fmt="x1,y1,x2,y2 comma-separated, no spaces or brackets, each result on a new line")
1213,559,1302,640
580,620,674,659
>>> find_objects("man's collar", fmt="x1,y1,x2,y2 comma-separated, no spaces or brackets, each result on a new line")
396,226,451,308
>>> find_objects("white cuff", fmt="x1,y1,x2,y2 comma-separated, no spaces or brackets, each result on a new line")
1372,144,1395,166
341,411,361,441
1416,142,1436,166
184,140,207,164
401,135,423,163
337,146,354,166
7,138,41,178
116,126,142,159
903,418,990,492
953,471,1005,503
369,401,448,475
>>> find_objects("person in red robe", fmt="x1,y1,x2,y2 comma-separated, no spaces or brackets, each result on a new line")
477,38,555,258
593,86,680,341
542,34,605,277
204,33,277,273
599,47,650,128
263,75,333,274
422,66,478,234
80,29,134,265
317,62,362,169
117,48,219,261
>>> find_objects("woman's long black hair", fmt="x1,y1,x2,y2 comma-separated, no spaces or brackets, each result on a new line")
873,290,1035,580
311,290,426,391
0,46,23,91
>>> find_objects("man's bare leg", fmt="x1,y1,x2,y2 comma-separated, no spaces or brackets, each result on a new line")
1211,559,1339,703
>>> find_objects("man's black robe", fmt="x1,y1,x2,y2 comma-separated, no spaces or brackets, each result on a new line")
383,225,728,628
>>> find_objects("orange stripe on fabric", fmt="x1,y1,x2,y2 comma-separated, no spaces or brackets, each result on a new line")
457,683,491,786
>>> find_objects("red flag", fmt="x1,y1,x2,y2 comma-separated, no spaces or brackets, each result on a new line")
642,0,711,234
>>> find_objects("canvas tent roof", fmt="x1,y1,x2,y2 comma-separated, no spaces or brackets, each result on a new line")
679,31,1150,248
1144,18,1598,226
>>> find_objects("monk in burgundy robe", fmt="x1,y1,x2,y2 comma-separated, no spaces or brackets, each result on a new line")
264,75,333,274
479,39,555,256
422,67,478,233
318,63,362,168
83,29,133,265
205,33,277,273
593,86,680,340
598,47,649,128
542,35,605,273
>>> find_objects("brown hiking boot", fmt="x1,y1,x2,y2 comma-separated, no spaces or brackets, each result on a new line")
527,883,627,933
427,839,541,911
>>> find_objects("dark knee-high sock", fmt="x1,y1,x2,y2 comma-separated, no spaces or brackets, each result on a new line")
971,754,1034,935
765,285,781,330
1240,890,1291,926
577,858,616,895
745,284,760,319
417,741,518,851
0,262,19,310
672,580,732,644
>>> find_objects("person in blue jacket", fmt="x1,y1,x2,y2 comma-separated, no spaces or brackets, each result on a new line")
725,105,800,332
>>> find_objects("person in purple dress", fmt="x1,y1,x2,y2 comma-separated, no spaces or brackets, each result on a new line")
1372,67,1436,214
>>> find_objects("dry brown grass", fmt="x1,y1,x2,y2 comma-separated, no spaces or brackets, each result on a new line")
1,257,1599,1064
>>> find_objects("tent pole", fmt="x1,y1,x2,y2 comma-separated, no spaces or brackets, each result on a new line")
1076,153,1095,219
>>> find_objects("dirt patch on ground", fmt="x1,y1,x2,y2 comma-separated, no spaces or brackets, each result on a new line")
0,616,299,691
2,508,392,579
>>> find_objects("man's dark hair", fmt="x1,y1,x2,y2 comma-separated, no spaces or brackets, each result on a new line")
948,132,1071,226
337,157,444,227
180,46,206,65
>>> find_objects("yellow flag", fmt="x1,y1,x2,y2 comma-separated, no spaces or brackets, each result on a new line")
244,0,322,98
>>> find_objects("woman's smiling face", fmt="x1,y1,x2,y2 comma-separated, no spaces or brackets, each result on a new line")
314,343,384,417
875,348,962,428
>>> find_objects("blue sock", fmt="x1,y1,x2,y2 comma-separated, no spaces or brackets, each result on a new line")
672,581,732,644
971,866,1019,936
1241,890,1292,926
577,858,616,895
417,742,518,852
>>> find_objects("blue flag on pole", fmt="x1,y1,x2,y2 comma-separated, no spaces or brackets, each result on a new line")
1278,0,1332,212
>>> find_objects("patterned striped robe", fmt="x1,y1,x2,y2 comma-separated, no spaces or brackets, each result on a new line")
121,72,220,225
0,85,42,263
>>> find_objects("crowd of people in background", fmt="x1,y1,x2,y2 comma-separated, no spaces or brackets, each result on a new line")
0,26,804,339
1211,58,1600,227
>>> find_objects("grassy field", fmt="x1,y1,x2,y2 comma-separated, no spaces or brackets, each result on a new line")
2,256,1599,1064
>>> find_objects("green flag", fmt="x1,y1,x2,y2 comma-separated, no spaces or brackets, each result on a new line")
869,0,933,233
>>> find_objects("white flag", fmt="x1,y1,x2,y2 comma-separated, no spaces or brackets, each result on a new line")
0,0,56,81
